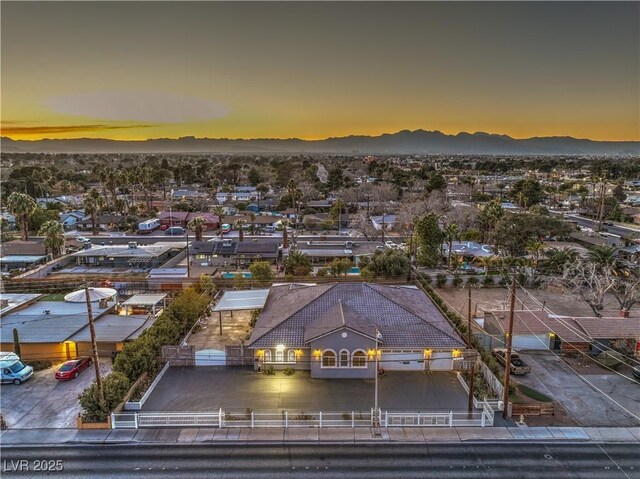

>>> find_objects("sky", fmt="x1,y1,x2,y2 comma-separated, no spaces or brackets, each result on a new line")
2,2,639,141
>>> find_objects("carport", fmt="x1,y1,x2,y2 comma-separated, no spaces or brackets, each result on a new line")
212,289,270,335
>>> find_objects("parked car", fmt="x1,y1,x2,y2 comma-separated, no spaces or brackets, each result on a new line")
492,349,531,375
165,226,186,235
0,352,34,385
632,366,640,382
55,358,92,381
160,224,169,231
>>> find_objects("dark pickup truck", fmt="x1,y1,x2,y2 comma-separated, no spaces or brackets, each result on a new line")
492,349,531,375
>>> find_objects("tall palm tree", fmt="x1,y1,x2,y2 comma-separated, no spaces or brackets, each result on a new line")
473,255,496,277
284,250,312,276
39,220,66,258
234,220,246,242
6,192,37,241
249,213,256,235
83,188,105,236
329,199,345,231
281,219,290,248
256,184,269,211
187,216,206,241
443,223,459,269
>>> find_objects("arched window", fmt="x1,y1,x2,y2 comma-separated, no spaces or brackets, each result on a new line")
264,350,272,362
352,350,367,368
321,350,336,368
287,350,296,363
275,349,284,362
339,349,350,367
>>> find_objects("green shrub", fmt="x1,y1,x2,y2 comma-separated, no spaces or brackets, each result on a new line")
595,351,624,370
436,273,447,288
466,276,479,286
517,384,553,402
452,274,463,287
283,367,295,376
249,309,261,328
79,372,131,422
264,365,276,375
483,276,495,286
113,337,157,382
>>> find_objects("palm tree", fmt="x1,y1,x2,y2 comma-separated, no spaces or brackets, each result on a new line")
6,192,37,241
329,199,345,231
525,240,546,269
284,250,313,276
473,255,496,277
443,223,459,269
256,184,269,211
39,220,66,258
249,213,256,235
544,247,579,274
234,220,246,242
281,219,290,248
83,188,104,236
187,216,206,241
587,245,619,270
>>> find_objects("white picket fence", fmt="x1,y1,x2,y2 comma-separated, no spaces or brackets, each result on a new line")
112,404,495,429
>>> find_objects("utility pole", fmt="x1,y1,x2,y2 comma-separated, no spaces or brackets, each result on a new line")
595,182,607,232
502,277,516,420
186,230,191,278
467,287,475,418
374,329,381,426
85,286,104,405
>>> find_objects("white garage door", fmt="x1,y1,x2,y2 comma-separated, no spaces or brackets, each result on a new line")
429,352,453,371
512,334,549,351
382,350,425,370
195,349,226,366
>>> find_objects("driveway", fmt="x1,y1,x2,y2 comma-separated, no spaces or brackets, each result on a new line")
142,367,471,413
0,359,112,429
516,351,640,427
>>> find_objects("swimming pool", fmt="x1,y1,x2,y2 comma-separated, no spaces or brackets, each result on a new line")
221,272,253,279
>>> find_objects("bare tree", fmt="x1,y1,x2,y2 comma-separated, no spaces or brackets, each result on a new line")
558,260,615,317
351,210,379,240
611,270,640,316
425,190,451,218
445,204,480,231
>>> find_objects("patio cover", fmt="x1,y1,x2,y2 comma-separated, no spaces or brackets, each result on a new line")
213,289,270,312
122,294,167,306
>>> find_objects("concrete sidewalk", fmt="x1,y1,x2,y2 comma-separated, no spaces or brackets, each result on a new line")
1,426,639,446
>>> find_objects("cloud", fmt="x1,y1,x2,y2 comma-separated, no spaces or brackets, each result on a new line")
45,91,229,123
1,123,152,136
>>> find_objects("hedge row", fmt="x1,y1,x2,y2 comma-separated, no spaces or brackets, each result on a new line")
79,287,212,421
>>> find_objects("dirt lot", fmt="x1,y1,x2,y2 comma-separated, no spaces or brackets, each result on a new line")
0,359,112,429
436,285,639,318
188,310,253,351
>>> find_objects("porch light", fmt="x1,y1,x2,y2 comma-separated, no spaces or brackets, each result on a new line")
452,349,462,358
423,349,432,359
295,349,303,358
276,344,285,352
549,332,556,338
313,349,322,360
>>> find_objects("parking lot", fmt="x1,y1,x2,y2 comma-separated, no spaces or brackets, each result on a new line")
0,359,112,429
141,367,471,413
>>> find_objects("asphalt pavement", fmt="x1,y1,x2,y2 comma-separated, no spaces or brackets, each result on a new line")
1,443,637,478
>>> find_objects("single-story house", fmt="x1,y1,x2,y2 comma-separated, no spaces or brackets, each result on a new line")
77,214,124,231
71,242,179,269
483,310,640,355
248,283,467,378
222,215,281,230
59,211,85,229
0,240,50,272
292,239,381,266
0,298,154,360
189,238,280,267
158,211,190,228
172,189,208,201
371,214,397,231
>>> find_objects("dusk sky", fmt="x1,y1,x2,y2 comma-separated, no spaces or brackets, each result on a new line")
2,2,639,141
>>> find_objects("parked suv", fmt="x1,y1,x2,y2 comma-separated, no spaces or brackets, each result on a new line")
492,349,531,375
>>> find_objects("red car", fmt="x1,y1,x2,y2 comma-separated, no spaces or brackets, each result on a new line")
160,224,169,231
55,358,92,381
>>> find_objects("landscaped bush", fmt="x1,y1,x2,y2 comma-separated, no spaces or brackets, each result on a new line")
452,274,463,288
79,372,131,422
483,276,495,286
249,309,261,328
466,276,479,286
283,367,295,376
436,273,447,288
595,351,624,370
80,287,212,420
264,365,276,375
517,384,553,402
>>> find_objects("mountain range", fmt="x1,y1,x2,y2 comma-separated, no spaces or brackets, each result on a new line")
2,130,638,155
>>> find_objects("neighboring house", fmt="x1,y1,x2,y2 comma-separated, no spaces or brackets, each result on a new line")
293,239,380,266
246,204,260,213
0,240,50,272
215,189,257,204
483,310,640,355
619,243,640,265
189,238,280,267
442,241,494,262
36,195,82,208
157,212,219,230
171,189,208,201
370,214,397,231
280,208,298,221
59,211,85,230
77,214,124,231
71,242,180,269
0,298,154,361
248,283,466,378
307,200,333,209
222,214,281,230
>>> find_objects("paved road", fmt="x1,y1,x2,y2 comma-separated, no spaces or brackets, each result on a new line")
1,444,637,478
564,214,639,239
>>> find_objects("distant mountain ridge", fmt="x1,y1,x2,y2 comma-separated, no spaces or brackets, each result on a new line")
2,130,638,155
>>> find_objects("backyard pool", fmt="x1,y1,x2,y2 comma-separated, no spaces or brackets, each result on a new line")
221,272,253,279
